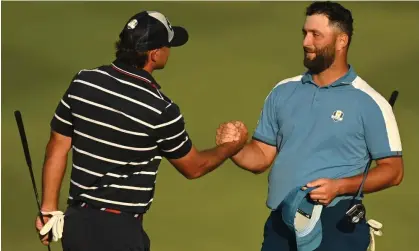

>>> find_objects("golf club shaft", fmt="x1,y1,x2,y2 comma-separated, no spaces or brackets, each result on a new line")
14,111,52,251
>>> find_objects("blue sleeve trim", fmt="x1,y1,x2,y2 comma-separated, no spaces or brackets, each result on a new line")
371,151,402,160
252,132,276,147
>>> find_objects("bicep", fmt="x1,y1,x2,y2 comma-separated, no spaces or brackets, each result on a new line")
166,146,200,178
251,139,277,166
375,156,404,184
375,156,403,167
46,131,72,156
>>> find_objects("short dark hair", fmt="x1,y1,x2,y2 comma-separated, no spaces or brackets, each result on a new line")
306,1,354,46
114,39,149,68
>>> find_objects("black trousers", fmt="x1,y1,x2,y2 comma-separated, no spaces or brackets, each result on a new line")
61,205,150,251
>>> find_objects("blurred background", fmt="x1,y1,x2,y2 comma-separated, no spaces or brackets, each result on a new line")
2,1,419,251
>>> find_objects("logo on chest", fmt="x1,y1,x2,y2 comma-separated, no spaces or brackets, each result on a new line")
331,110,344,122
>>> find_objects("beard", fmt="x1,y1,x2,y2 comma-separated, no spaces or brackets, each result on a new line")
303,43,336,74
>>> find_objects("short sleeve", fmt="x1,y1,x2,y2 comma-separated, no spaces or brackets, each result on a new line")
154,103,192,159
252,89,279,146
363,95,402,160
50,85,74,137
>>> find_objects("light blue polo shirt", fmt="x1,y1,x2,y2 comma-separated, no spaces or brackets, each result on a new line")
253,66,403,210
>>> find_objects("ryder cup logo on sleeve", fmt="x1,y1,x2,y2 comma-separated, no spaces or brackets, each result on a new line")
280,186,324,251
331,110,344,122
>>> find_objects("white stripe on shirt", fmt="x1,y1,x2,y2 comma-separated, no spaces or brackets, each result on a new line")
73,164,103,177
80,194,153,207
68,95,183,129
74,130,157,151
72,113,148,136
71,179,98,190
352,76,402,152
73,146,145,165
157,129,185,143
61,99,70,109
73,79,162,114
161,136,189,152
80,69,163,100
154,114,183,129
108,184,153,191
54,113,72,125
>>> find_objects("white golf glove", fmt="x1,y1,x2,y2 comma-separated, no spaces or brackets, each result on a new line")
367,219,383,251
39,211,65,242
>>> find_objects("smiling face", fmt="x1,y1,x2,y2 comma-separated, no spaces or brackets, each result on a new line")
302,13,350,74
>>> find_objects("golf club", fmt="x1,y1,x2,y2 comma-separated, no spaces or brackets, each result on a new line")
14,110,52,251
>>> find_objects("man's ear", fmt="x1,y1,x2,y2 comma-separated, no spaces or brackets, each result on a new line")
149,49,159,62
336,33,349,50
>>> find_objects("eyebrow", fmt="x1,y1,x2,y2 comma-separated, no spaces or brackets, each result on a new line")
302,28,322,34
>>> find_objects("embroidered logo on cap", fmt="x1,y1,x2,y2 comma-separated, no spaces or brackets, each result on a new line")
127,19,138,29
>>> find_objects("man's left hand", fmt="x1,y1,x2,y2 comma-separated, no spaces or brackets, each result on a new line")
306,178,342,206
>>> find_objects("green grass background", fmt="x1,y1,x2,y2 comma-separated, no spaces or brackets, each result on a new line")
2,1,419,251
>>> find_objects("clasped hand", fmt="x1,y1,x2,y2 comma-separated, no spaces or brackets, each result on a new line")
215,120,248,153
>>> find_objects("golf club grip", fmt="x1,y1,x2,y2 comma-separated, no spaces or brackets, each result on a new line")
389,90,399,107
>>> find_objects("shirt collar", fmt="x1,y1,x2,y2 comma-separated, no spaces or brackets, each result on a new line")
301,65,357,87
111,59,161,89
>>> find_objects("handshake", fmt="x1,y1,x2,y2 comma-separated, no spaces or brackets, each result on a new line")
216,120,249,155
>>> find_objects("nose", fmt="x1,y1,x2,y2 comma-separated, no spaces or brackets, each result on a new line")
303,33,312,48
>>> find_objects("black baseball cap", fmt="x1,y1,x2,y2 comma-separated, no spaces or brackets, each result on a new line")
118,11,189,52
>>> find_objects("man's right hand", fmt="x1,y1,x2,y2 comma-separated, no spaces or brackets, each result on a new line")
216,121,277,174
216,120,248,154
167,120,249,179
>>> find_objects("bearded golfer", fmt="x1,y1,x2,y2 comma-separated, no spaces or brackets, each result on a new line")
217,1,403,251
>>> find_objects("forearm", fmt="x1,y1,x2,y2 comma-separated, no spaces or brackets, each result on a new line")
41,145,69,211
192,143,240,178
338,162,403,196
231,143,270,174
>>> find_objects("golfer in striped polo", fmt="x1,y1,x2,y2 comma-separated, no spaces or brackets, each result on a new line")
35,10,248,251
